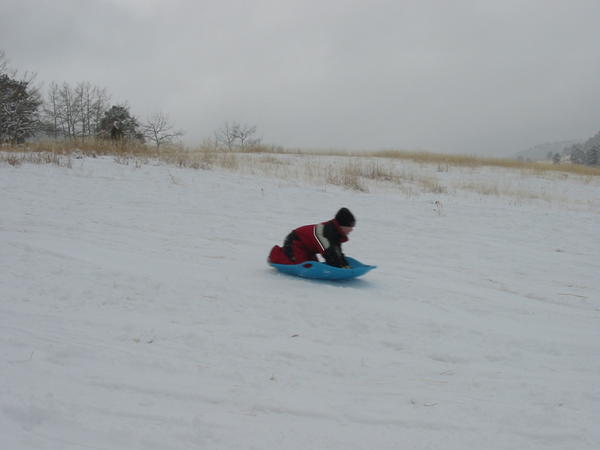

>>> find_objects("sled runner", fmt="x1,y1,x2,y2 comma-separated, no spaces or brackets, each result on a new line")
269,256,376,281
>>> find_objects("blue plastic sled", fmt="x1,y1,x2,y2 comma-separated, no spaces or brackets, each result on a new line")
269,256,376,281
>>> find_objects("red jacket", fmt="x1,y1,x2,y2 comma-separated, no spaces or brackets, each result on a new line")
268,219,350,267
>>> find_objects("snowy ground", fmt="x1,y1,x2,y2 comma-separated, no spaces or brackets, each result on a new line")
1,155,599,450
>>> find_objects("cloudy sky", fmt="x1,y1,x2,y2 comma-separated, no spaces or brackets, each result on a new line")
2,0,599,155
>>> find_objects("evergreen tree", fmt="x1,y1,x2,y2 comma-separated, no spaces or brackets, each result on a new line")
98,105,143,141
585,145,599,166
569,144,585,164
565,131,600,166
0,53,42,143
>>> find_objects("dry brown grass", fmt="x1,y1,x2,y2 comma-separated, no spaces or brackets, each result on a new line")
417,177,448,194
326,160,368,192
458,182,501,197
0,150,73,168
359,160,399,182
258,155,288,165
2,140,599,207
458,181,558,202
364,149,600,176
2,138,150,157
3,139,599,176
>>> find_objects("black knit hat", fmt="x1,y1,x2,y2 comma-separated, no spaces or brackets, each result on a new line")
335,207,356,227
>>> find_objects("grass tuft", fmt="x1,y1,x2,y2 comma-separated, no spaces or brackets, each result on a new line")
326,160,368,192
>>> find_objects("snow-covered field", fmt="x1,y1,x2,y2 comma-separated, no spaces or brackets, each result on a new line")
1,155,599,450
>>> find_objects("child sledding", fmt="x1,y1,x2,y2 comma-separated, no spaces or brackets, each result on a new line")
268,208,375,280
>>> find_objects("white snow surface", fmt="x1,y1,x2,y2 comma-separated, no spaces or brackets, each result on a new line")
1,156,599,450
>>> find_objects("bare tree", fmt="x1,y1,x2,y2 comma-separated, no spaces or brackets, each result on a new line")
74,82,110,140
43,82,61,138
214,121,238,151
235,123,261,149
59,82,78,138
42,81,110,140
90,86,110,137
215,121,261,150
141,112,184,150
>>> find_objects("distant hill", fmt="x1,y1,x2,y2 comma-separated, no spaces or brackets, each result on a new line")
514,140,581,161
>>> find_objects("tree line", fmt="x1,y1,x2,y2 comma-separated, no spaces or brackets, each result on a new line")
0,50,183,150
563,131,600,166
1,50,266,152
1,50,268,153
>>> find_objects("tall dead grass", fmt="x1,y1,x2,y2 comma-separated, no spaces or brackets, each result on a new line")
0,151,72,168
2,140,599,203
4,139,599,177
2,138,150,157
365,149,600,177
326,160,368,192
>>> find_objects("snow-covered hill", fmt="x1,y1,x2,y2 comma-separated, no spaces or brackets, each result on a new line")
1,156,599,450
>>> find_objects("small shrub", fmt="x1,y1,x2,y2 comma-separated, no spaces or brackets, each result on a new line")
326,161,368,192
419,177,447,194
5,154,22,167
258,155,287,165
217,151,238,170
361,161,398,182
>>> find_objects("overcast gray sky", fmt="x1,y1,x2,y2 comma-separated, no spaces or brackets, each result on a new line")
2,0,599,155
